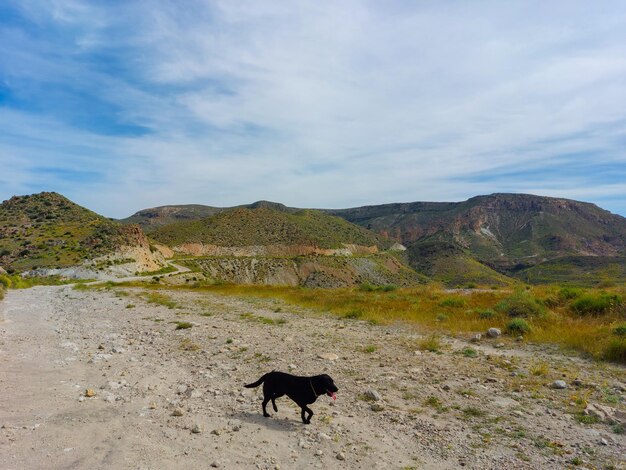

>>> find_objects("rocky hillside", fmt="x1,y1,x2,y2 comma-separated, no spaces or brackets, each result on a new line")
328,193,626,275
0,192,164,274
150,206,386,255
174,253,424,288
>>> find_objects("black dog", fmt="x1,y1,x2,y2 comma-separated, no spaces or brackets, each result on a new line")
244,371,338,424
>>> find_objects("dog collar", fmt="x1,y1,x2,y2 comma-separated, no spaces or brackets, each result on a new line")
309,379,318,398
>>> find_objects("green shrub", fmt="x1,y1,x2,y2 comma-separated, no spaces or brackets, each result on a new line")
462,347,477,357
506,318,531,335
343,309,363,319
439,297,466,308
359,283,397,292
495,291,546,318
174,321,193,330
0,274,12,289
419,335,442,352
571,293,623,315
613,324,626,336
358,283,376,292
436,313,449,322
602,338,626,364
559,286,583,300
477,309,496,319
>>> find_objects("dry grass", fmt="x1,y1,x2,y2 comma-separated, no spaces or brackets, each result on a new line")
115,281,626,363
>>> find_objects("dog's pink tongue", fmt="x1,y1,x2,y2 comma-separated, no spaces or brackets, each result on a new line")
331,392,337,400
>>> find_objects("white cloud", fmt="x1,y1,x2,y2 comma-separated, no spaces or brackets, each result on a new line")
1,0,626,217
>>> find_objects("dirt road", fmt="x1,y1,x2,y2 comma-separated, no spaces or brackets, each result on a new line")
1,286,624,469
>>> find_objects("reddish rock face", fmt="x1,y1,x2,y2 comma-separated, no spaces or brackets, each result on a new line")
328,193,626,270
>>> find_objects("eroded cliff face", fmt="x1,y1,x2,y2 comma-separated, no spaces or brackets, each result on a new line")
177,254,421,288
85,225,165,274
171,243,378,257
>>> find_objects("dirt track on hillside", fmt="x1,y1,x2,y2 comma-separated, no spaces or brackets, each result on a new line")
1,286,624,469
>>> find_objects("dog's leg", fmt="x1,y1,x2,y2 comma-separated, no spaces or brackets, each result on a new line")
271,397,278,412
304,406,314,424
299,406,314,424
262,396,271,417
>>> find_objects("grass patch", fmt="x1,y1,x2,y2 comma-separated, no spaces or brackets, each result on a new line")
462,407,486,418
418,335,443,352
362,345,377,353
239,312,287,325
179,338,200,351
342,309,364,319
439,297,466,308
574,412,601,425
144,292,178,309
173,321,193,330
359,283,397,292
424,396,446,412
461,347,477,357
529,361,550,376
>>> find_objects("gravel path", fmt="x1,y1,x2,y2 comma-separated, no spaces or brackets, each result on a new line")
1,285,624,469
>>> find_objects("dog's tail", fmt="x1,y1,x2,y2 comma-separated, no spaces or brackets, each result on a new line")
244,373,270,389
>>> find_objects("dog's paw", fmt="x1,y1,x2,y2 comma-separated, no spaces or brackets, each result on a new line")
263,413,271,418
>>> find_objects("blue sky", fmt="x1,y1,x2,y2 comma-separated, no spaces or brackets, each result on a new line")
1,1,626,218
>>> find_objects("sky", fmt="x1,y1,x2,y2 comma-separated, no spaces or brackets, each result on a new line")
1,1,626,219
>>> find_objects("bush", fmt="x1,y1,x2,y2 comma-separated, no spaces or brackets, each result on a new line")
0,274,12,289
436,313,449,322
477,309,496,319
495,291,546,318
506,318,531,335
571,293,623,316
603,338,626,364
342,309,363,319
613,324,626,336
419,335,442,352
439,297,466,308
559,286,584,300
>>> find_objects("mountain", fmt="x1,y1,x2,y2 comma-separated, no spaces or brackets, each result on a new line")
0,192,163,274
149,205,385,255
327,193,626,275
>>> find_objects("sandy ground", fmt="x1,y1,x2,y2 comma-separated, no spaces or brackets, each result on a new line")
0,285,624,469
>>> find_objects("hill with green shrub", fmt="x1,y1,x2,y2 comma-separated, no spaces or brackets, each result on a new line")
406,240,513,287
120,200,297,233
120,204,225,233
516,256,626,286
0,192,158,273
150,205,385,250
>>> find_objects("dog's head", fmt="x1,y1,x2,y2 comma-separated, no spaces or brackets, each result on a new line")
318,374,338,399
